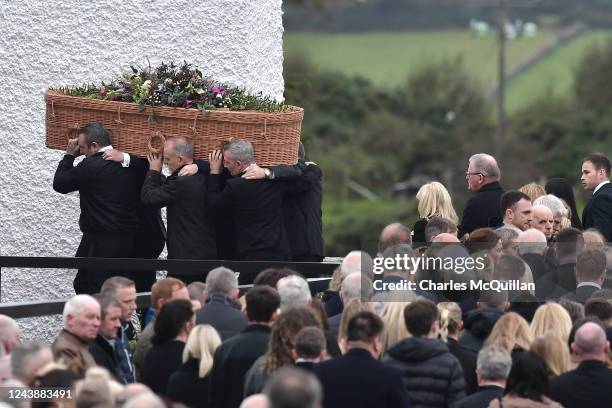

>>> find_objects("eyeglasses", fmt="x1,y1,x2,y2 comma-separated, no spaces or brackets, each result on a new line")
465,172,483,177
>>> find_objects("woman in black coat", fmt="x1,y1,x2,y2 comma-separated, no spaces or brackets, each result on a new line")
167,324,222,408
142,299,194,396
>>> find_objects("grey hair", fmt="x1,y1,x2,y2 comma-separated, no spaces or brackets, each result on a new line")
123,391,166,408
62,295,99,326
340,250,374,280
265,367,323,408
477,345,512,381
169,137,194,159
100,276,135,296
469,153,501,180
381,244,415,275
517,229,547,255
277,275,311,310
534,194,568,217
92,293,122,320
224,139,254,165
340,272,373,302
10,342,51,380
496,227,519,250
205,267,238,296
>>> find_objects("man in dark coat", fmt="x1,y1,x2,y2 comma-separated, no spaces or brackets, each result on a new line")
195,266,247,340
53,123,154,294
458,153,504,238
451,346,511,408
383,300,466,407
89,294,126,383
313,311,410,408
564,248,607,304
140,137,216,283
209,286,279,408
582,153,612,241
551,322,612,407
206,140,306,261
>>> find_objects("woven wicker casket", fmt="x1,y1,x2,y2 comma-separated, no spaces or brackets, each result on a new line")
45,90,304,166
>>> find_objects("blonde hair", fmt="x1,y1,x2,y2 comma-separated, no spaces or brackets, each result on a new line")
380,302,411,353
328,267,343,292
437,302,463,341
530,334,571,377
518,182,545,202
338,299,373,343
416,182,459,224
485,312,533,352
182,325,222,378
530,303,573,342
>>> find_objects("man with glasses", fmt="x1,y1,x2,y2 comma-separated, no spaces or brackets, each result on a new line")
458,153,505,238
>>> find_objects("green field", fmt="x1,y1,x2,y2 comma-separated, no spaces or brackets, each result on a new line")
284,30,612,113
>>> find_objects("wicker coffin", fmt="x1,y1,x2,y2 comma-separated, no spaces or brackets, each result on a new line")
45,90,303,165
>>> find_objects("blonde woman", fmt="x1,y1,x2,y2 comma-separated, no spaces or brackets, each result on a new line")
485,312,533,359
530,334,571,378
519,182,546,202
413,182,459,245
167,324,222,407
380,301,411,354
438,302,478,394
530,303,573,342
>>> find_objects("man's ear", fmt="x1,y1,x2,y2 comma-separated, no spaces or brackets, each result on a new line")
90,141,100,151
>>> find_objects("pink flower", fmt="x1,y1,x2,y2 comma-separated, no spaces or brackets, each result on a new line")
99,87,106,96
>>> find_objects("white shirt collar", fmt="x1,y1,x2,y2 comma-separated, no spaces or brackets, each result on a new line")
594,180,610,194
577,282,601,290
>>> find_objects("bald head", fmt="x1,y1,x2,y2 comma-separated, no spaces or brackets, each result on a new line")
378,223,411,254
240,394,269,408
532,205,554,239
432,233,460,244
340,251,374,280
573,322,609,360
0,315,20,354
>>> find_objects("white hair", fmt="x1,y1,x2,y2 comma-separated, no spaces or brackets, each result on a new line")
469,153,500,179
517,229,547,255
533,194,568,217
206,266,238,296
340,273,372,302
277,275,311,310
62,295,99,326
123,392,165,408
340,250,374,280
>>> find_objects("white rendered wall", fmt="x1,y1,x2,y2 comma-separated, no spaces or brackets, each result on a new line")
0,0,284,340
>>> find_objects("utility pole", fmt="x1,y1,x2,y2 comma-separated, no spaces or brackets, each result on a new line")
496,0,507,158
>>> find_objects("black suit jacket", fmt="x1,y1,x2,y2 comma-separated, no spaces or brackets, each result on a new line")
451,384,504,408
448,338,478,395
313,348,410,408
565,284,600,304
458,182,504,238
167,358,211,408
141,167,216,260
53,152,144,233
88,335,125,383
283,162,324,260
195,294,248,341
209,324,271,408
207,173,305,260
583,182,612,241
551,360,612,408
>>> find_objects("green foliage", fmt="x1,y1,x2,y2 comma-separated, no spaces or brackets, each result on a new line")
574,38,612,111
323,199,418,256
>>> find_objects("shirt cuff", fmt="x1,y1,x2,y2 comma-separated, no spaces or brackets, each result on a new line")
122,153,131,168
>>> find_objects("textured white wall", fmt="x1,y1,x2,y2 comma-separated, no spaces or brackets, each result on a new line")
0,0,284,340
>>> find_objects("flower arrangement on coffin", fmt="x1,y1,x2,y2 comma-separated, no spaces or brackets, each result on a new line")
52,61,286,121
45,61,303,165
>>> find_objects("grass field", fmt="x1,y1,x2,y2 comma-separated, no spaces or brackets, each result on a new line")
284,30,612,113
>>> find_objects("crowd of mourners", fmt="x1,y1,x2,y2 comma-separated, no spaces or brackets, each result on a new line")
3,146,612,407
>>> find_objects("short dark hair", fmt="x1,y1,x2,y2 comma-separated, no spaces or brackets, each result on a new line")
556,228,584,259
346,311,384,343
92,293,121,320
501,191,531,215
584,298,612,321
294,327,326,359
494,255,525,281
265,367,322,408
246,286,281,322
576,249,607,282
254,268,293,288
403,300,439,337
78,123,111,147
425,216,457,243
584,153,611,177
152,299,194,345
